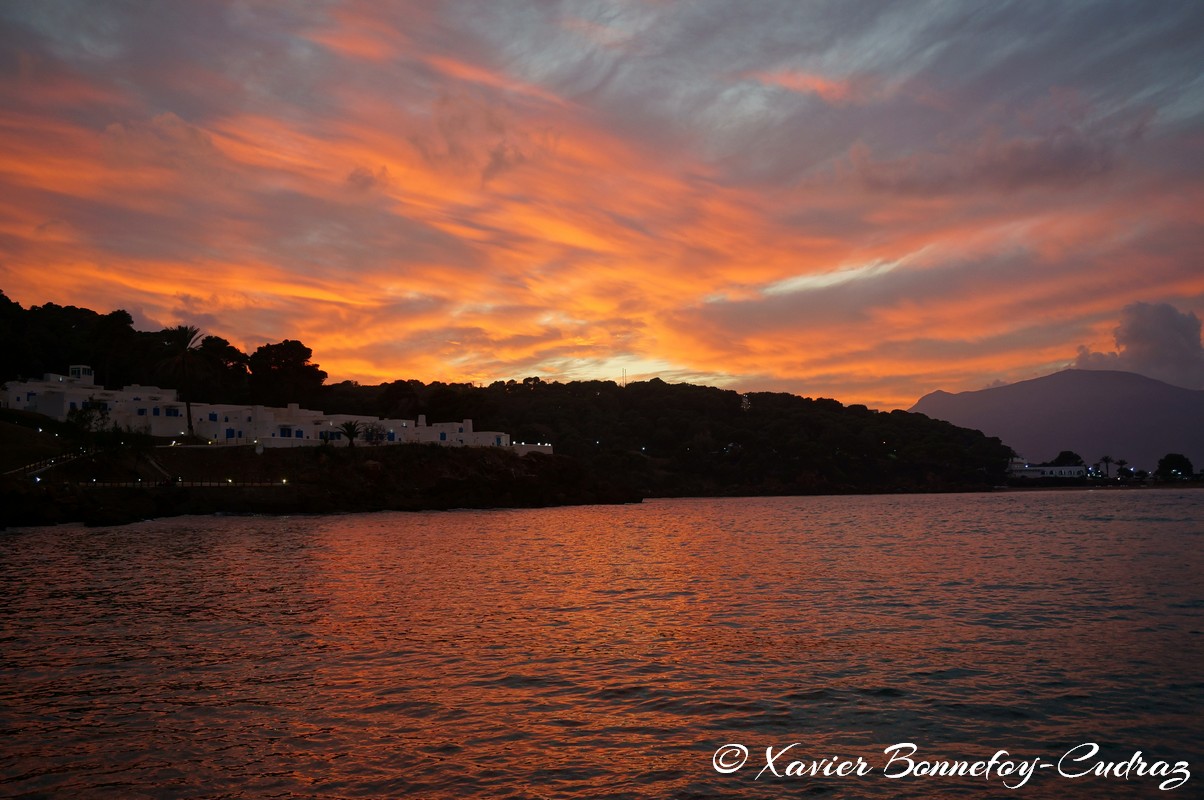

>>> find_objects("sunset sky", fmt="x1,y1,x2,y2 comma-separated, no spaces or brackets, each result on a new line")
2,1,1203,408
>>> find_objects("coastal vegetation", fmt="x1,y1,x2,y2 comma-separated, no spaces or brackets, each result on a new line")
1013,450,1201,484
16,291,1198,527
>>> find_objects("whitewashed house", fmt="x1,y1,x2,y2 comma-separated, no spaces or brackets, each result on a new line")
1006,458,1087,479
3,366,550,454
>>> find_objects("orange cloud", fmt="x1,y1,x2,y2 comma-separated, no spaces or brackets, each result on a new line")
744,70,856,104
2,2,1202,410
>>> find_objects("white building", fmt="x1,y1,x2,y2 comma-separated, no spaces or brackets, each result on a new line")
3,366,552,454
1007,458,1086,479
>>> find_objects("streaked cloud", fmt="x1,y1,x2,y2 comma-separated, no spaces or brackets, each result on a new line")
763,257,910,296
1,0,1202,409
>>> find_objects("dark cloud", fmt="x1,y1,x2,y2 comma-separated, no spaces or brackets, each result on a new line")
1074,302,1204,388
7,0,342,121
480,141,527,184
854,125,1125,196
124,305,166,332
168,293,225,333
239,188,485,276
679,247,1046,338
103,112,223,172
346,165,391,191
440,0,1204,189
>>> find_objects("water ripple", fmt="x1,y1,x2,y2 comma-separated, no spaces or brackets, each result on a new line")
2,490,1202,797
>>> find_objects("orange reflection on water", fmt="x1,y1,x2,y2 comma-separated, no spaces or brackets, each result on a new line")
2,493,1202,797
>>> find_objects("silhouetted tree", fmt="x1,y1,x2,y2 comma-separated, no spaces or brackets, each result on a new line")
0,291,21,381
361,421,386,445
1099,455,1114,478
1,293,1019,497
1051,451,1085,467
66,397,111,443
92,309,138,387
1155,453,1194,481
379,379,423,419
337,420,363,448
14,301,110,381
157,325,204,437
198,336,250,402
248,340,328,407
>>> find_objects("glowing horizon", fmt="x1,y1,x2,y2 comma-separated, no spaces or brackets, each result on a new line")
2,1,1203,408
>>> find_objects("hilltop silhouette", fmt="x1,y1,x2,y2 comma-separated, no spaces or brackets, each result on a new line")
911,369,1204,470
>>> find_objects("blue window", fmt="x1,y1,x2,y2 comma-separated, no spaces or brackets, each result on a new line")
165,407,180,417
496,436,502,446
225,428,235,439
153,407,160,416
137,408,146,416
439,432,447,441
208,412,218,422
224,416,229,423
387,431,396,442
458,426,464,433
295,430,303,438
69,401,77,411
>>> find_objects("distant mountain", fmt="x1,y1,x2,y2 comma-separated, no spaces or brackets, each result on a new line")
910,370,1204,471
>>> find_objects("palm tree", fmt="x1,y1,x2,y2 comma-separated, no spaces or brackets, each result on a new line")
1116,459,1129,479
1099,455,1113,479
337,420,363,448
158,325,204,438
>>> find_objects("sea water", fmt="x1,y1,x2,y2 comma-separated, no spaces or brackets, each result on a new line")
2,490,1201,798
